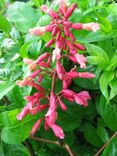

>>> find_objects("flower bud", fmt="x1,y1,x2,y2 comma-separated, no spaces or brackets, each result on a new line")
41,5,59,18
17,106,29,120
74,43,86,50
58,97,67,111
30,118,43,136
65,3,77,18
71,23,83,30
46,39,55,47
36,52,50,64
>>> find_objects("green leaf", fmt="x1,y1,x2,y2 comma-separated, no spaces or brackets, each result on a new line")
84,123,103,147
99,71,114,100
7,2,40,33
97,124,109,143
85,44,109,69
58,101,83,131
102,136,117,156
8,86,24,107
108,4,117,15
33,0,43,7
109,78,117,100
96,96,117,131
4,144,30,156
95,12,112,33
0,14,11,33
0,82,15,100
1,109,43,144
20,40,33,58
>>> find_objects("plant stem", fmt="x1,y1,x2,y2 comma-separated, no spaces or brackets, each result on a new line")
31,136,75,156
24,139,36,156
64,144,75,156
31,136,60,145
94,131,117,156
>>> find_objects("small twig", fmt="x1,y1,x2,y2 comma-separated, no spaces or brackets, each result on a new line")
31,136,76,156
94,131,117,156
31,136,60,146
64,144,75,156
24,139,36,156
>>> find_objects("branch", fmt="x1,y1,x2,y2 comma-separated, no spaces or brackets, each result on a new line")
31,136,76,156
94,131,117,156
24,139,36,156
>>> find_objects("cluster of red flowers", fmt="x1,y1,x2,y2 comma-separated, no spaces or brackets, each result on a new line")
16,1,99,139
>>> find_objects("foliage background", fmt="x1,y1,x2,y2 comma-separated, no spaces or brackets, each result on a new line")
0,0,117,155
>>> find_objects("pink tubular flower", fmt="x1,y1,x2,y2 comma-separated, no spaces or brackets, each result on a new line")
17,106,29,120
52,46,61,62
30,118,43,136
58,97,67,111
16,77,32,87
82,22,100,32
74,53,87,68
67,71,95,79
73,91,91,107
51,124,65,139
56,61,65,80
29,27,46,36
45,92,57,125
62,89,75,98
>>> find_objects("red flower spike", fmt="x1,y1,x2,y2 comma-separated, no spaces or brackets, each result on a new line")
16,2,100,139
67,71,95,79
